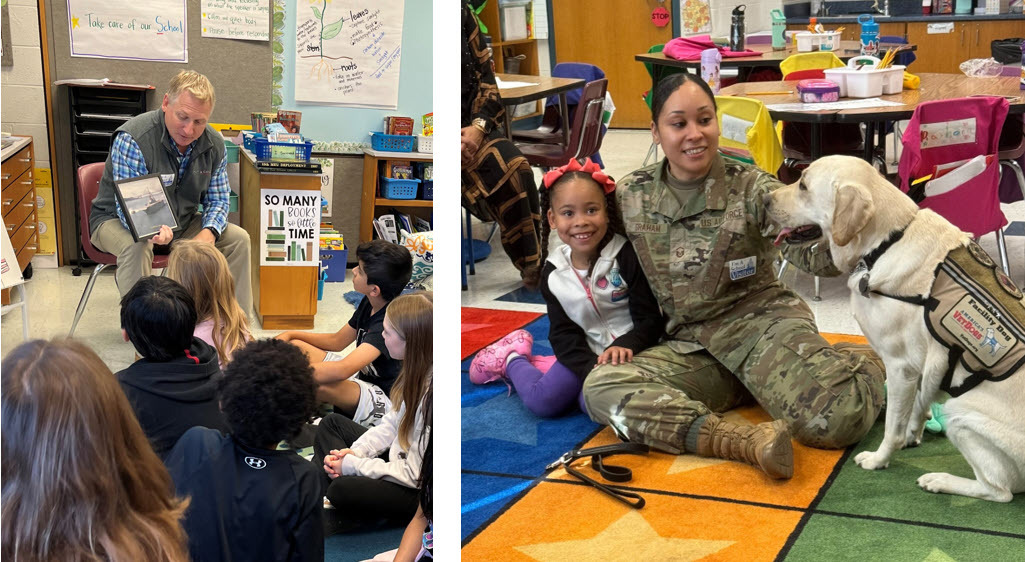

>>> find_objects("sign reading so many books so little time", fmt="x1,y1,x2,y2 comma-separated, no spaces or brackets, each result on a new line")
259,189,320,267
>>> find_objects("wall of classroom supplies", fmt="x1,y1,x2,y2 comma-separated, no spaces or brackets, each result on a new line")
277,1,433,144
44,0,272,124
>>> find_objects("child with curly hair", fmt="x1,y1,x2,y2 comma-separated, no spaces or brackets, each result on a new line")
165,338,322,561
469,157,664,417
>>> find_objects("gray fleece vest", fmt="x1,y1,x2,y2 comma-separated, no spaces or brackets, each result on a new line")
90,109,225,236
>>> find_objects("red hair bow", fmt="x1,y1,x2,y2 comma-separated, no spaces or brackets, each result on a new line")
542,157,616,195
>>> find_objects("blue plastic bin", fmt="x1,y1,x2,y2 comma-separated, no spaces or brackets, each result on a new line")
370,132,415,152
253,138,314,161
380,176,420,200
321,247,349,282
421,180,433,200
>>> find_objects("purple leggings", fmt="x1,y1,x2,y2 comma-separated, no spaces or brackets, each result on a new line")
506,355,586,417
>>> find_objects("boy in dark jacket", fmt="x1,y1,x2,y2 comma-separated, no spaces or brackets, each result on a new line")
116,275,228,459
166,339,323,562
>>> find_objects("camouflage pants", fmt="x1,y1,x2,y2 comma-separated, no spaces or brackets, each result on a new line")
461,130,542,275
583,316,885,452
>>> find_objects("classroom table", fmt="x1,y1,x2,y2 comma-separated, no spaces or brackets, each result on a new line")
496,73,586,144
636,41,917,90
720,73,1025,161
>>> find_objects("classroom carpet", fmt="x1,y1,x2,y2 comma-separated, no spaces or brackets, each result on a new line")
460,307,1025,561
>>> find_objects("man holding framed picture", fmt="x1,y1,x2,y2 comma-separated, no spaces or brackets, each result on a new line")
90,70,252,314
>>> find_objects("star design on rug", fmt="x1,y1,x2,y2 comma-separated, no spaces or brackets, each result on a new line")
462,394,539,446
922,547,958,562
667,410,750,475
514,510,735,561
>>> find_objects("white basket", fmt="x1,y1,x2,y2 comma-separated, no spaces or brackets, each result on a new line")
845,69,886,98
416,135,433,153
794,31,842,53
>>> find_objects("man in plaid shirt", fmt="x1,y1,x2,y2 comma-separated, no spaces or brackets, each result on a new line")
90,71,251,314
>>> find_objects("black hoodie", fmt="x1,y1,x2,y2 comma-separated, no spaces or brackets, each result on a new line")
117,337,229,459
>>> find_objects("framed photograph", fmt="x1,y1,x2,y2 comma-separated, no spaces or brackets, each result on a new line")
113,174,178,242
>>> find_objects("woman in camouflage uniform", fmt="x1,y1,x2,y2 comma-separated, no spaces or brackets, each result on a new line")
461,3,542,288
582,74,886,479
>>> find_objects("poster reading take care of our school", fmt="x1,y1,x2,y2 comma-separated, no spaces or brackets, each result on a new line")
293,0,405,108
259,189,320,267
67,0,188,62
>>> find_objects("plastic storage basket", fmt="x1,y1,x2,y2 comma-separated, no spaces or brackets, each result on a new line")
380,176,420,199
253,138,314,161
417,135,433,153
371,132,415,153
421,180,433,200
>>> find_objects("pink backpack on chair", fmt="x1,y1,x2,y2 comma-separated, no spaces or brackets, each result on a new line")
898,96,1010,240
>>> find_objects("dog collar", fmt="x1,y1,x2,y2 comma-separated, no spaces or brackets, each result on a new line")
858,227,907,272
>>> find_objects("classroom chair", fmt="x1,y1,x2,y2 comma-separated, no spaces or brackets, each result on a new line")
997,113,1025,203
898,96,1011,274
69,162,169,337
517,78,608,170
513,63,609,166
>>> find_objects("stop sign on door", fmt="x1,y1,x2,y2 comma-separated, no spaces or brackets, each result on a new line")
651,7,670,27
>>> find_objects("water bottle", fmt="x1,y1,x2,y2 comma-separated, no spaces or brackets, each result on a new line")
729,5,746,52
858,14,879,57
771,9,787,51
700,48,722,94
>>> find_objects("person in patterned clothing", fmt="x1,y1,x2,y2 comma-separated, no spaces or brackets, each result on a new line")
461,2,542,288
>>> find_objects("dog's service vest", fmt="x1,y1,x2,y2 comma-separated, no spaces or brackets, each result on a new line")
877,243,1025,397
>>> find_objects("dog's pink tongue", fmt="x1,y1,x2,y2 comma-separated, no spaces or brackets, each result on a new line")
773,228,793,246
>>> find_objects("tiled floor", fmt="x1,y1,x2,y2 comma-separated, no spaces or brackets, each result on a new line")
1,265,357,372
461,129,1025,336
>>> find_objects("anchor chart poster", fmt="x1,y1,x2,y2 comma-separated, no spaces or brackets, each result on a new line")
294,0,404,108
67,0,188,62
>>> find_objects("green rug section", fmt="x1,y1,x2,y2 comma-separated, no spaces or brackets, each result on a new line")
816,421,1025,535
786,513,1025,561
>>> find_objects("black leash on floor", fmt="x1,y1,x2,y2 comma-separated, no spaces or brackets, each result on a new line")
545,442,650,509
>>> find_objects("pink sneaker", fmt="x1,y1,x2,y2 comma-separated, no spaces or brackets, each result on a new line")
468,329,534,384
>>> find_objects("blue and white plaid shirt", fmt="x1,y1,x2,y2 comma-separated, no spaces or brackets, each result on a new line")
110,131,230,235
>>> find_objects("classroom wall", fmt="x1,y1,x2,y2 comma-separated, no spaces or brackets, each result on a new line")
275,1,433,145
707,0,781,38
1,0,50,169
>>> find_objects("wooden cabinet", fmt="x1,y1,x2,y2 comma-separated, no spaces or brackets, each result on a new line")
2,137,37,305
239,149,320,330
476,1,542,121
907,20,1024,74
359,149,433,245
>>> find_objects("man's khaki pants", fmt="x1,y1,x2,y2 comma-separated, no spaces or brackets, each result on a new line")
92,216,252,315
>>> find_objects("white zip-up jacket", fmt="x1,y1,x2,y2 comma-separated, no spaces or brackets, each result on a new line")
540,234,664,378
341,388,430,488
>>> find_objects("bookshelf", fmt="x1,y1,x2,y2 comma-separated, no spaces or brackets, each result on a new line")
476,1,542,122
359,148,433,245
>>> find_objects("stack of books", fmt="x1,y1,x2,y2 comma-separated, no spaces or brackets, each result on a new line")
373,210,432,244
255,160,322,173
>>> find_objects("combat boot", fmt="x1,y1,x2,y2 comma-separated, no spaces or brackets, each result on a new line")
695,415,794,479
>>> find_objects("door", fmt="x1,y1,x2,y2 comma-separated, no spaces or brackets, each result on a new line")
552,0,673,129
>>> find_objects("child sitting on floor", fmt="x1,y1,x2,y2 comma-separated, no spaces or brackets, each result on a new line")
315,292,432,535
2,339,190,562
165,338,323,562
278,239,413,427
116,276,228,459
167,239,252,369
470,157,664,417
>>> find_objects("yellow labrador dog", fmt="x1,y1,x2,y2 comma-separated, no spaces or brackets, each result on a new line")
764,155,1025,502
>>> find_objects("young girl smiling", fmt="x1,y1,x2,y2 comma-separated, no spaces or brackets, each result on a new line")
470,157,663,417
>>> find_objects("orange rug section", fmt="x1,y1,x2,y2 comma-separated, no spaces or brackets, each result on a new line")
461,307,543,359
462,480,804,562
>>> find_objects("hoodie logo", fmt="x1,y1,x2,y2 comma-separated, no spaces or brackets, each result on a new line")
245,456,267,470
609,267,623,288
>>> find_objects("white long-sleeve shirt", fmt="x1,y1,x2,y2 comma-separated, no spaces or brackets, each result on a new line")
341,392,430,487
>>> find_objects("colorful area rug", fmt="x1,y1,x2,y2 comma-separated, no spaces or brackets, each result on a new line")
461,307,1025,560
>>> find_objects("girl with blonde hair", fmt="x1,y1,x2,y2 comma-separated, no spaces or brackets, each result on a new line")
315,291,433,534
1,339,190,562
167,238,252,367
